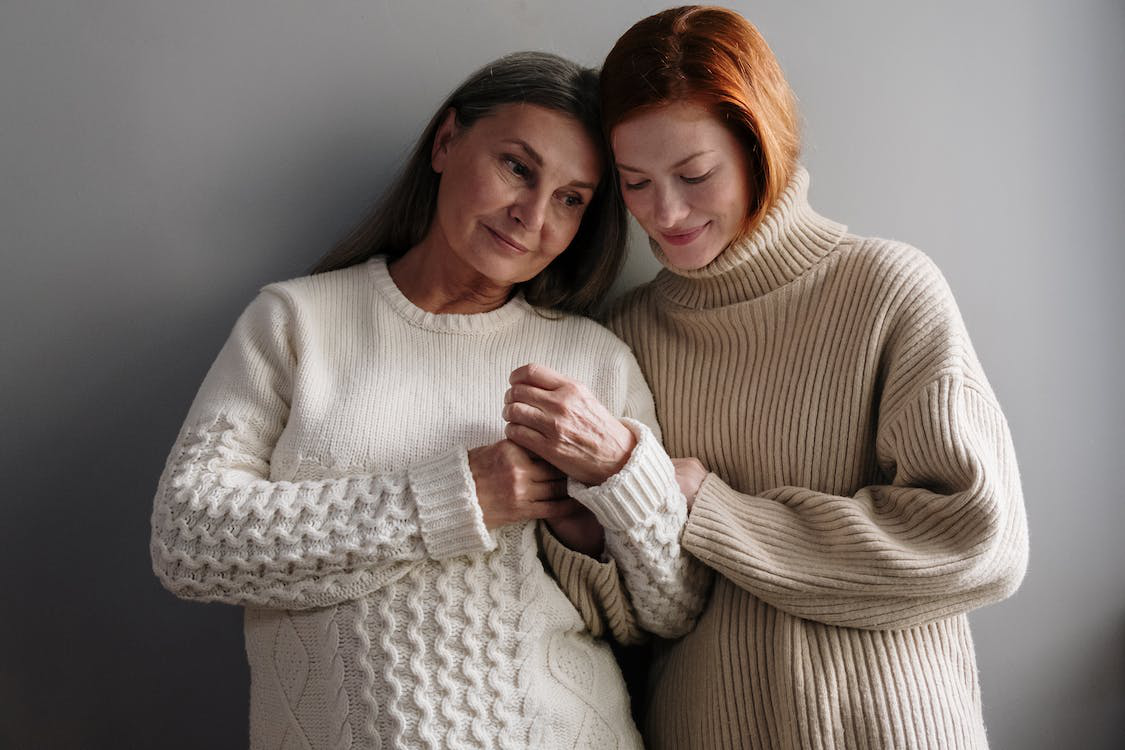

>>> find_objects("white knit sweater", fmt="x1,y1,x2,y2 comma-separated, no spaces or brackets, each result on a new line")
150,257,705,750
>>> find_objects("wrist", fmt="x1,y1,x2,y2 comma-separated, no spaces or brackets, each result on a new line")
588,420,637,485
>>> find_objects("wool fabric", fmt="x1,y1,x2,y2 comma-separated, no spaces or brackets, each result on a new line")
150,257,704,750
548,167,1029,750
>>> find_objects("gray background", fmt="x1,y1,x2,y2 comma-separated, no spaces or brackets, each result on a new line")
2,1,1122,747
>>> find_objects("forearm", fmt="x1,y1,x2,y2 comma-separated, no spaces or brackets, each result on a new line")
537,523,644,644
683,384,1028,630
151,415,492,609
568,419,712,637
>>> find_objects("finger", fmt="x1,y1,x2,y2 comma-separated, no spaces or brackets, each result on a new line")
526,460,564,482
504,383,555,409
526,479,568,500
528,498,583,520
505,422,548,453
502,401,554,434
509,362,569,389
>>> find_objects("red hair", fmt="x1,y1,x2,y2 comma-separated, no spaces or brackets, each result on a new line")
600,6,800,237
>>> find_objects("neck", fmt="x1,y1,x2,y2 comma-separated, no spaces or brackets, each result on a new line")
389,235,514,314
651,166,848,309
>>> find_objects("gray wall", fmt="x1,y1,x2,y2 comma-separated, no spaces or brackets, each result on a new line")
2,1,1122,747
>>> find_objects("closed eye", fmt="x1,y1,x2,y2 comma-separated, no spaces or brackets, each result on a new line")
681,169,715,185
623,178,650,191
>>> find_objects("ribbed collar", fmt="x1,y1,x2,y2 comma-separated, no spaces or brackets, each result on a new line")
650,167,847,309
367,256,533,334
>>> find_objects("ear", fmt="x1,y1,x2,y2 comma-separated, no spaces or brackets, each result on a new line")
430,108,459,174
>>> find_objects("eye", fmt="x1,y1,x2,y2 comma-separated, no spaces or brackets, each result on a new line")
623,178,650,191
503,156,532,179
681,169,715,185
560,193,586,209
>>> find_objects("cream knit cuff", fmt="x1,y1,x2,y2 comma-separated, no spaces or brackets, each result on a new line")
408,446,496,559
567,418,679,531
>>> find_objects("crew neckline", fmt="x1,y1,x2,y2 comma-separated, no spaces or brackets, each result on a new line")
367,256,533,334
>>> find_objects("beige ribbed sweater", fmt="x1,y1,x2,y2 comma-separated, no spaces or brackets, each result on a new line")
548,168,1028,749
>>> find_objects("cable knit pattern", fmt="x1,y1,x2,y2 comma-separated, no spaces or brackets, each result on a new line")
567,418,710,637
547,168,1028,749
150,257,696,748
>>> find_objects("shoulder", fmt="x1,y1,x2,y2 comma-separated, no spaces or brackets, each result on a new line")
834,234,951,297
260,261,373,310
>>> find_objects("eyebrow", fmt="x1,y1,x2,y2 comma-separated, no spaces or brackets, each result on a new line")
616,150,714,174
502,138,597,190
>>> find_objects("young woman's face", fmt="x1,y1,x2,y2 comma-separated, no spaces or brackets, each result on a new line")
429,103,601,286
611,100,752,271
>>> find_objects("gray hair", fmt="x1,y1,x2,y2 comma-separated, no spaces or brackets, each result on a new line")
312,51,628,315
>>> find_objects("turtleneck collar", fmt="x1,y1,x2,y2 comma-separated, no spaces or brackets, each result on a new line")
650,166,847,309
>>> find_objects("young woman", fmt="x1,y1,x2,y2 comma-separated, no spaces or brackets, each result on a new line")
508,7,1029,749
149,51,701,750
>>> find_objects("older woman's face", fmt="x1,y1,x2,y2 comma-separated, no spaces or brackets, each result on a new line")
611,100,751,271
429,103,601,286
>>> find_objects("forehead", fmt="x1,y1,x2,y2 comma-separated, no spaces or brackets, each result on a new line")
611,101,734,163
470,103,602,184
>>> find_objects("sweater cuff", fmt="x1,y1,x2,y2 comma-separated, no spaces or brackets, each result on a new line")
538,521,617,581
567,418,680,532
408,446,495,559
682,471,744,560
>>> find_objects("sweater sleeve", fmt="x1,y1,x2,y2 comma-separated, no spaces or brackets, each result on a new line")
150,288,494,610
536,522,644,645
681,272,1028,631
564,352,712,638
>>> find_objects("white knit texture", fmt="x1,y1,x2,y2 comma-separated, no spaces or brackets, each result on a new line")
150,257,699,749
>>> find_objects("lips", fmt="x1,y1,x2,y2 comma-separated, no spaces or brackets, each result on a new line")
660,223,709,246
485,225,530,255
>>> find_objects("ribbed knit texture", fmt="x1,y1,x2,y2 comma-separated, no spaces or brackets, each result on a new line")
150,257,701,749
549,168,1028,749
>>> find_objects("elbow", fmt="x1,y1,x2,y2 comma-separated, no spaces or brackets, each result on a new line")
149,534,213,604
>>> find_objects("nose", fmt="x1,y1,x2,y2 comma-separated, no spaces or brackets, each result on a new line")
653,184,690,229
509,187,550,234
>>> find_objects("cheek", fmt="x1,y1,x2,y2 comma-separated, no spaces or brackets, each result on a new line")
622,191,652,225
543,210,585,256
700,178,747,223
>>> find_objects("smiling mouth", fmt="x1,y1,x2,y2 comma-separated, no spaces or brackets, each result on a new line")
485,225,530,254
660,223,709,246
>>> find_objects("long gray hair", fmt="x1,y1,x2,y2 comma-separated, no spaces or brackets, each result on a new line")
312,51,628,315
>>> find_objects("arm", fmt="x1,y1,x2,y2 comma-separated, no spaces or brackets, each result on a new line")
506,358,712,638
536,522,644,645
151,289,568,610
684,374,1027,630
681,261,1029,631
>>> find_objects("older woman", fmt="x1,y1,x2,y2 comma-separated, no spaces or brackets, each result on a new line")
510,7,1029,749
150,52,701,750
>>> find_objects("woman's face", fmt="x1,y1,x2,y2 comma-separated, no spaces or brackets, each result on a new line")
611,100,752,271
429,103,601,286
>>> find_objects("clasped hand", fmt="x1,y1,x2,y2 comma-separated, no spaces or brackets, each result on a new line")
502,363,636,485
465,363,706,557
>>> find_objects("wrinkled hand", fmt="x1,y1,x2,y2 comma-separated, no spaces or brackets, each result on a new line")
468,439,580,529
503,363,636,486
671,457,707,510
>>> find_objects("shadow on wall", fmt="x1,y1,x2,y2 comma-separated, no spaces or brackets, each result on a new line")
2,118,403,748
